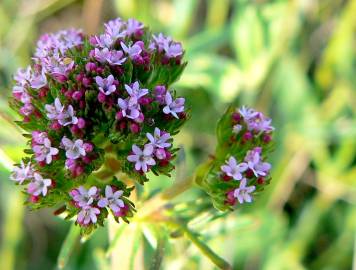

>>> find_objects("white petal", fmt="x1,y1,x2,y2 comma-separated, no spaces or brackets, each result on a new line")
105,185,113,197
132,144,142,155
98,198,108,208
127,155,139,162
143,144,154,156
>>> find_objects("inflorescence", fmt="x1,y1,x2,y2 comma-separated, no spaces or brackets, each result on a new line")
9,17,187,233
196,106,274,210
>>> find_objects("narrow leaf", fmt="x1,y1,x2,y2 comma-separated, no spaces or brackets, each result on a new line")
57,223,80,269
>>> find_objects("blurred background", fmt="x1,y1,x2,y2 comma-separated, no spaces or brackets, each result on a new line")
0,0,356,269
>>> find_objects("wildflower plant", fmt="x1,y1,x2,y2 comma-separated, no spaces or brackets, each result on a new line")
9,17,274,268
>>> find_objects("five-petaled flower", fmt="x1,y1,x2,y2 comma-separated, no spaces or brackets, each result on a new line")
117,97,141,120
98,185,125,212
11,161,34,184
95,75,116,95
244,147,271,177
127,144,156,172
124,81,148,100
121,42,142,59
163,92,185,119
33,138,59,164
71,186,99,208
146,127,171,149
233,178,256,204
61,137,86,159
77,206,100,225
27,173,52,196
221,156,248,181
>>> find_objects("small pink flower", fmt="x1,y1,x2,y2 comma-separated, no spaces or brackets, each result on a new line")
162,92,185,119
32,138,59,164
127,144,156,173
10,161,34,184
221,157,248,181
61,137,86,159
121,42,142,59
98,185,125,212
244,147,271,177
27,173,52,196
146,127,171,148
77,206,100,225
233,178,255,204
95,75,116,95
70,186,99,207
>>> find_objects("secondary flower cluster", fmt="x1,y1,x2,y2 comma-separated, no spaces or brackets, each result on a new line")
197,106,274,210
9,17,187,233
68,184,134,227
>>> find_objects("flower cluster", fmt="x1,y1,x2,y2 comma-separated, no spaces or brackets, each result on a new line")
68,183,134,228
11,160,53,201
9,17,187,233
196,106,274,210
127,127,172,173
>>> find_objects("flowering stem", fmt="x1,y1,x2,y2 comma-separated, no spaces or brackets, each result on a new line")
169,220,232,270
135,175,194,221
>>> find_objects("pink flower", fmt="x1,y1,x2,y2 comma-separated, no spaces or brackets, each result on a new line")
13,85,31,103
127,144,156,172
151,33,172,52
221,157,248,181
117,98,141,120
45,98,63,120
146,127,171,148
162,92,185,119
97,185,125,212
154,85,167,104
104,18,126,39
244,147,271,177
10,161,34,184
32,138,59,164
61,137,86,159
93,48,111,63
27,173,52,196
233,178,255,204
95,75,116,95
20,103,34,116
125,19,144,36
121,42,142,59
32,131,48,144
106,50,126,65
58,105,78,126
14,66,32,85
77,206,100,225
124,81,148,100
30,71,47,89
164,42,183,58
71,186,99,207
93,34,114,48
238,106,274,133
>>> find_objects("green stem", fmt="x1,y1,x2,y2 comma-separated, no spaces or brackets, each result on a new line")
171,220,232,270
135,176,194,221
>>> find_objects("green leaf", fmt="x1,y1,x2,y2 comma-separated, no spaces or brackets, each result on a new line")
149,227,167,270
57,223,80,269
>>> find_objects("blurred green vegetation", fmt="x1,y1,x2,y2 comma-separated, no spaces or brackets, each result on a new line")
0,0,356,269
